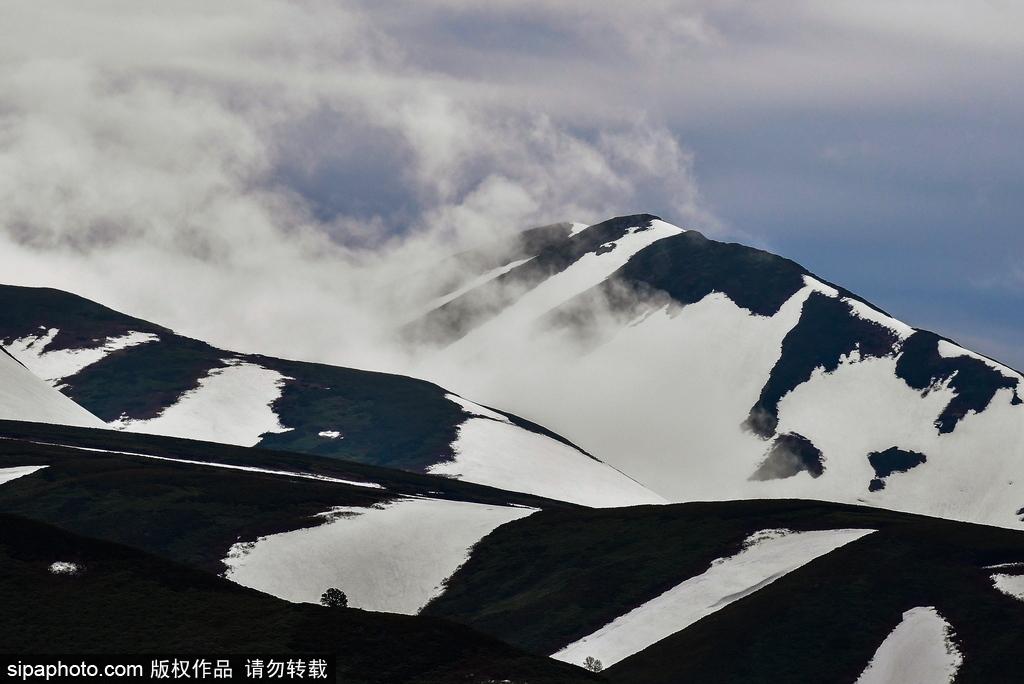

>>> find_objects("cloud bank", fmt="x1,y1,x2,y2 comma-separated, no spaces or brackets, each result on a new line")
0,1,1021,369
0,1,710,368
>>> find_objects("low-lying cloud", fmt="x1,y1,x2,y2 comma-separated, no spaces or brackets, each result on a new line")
1,0,1021,372
0,0,711,370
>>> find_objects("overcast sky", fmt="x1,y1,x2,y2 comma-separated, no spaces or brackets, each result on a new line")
1,1,1021,368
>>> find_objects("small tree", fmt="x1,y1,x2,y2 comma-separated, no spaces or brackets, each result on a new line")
320,587,348,608
583,657,603,673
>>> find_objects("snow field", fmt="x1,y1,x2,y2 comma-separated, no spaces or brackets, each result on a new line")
6,328,158,384
0,350,104,428
855,606,962,683
552,528,875,668
223,497,536,614
992,573,1024,602
0,464,48,486
110,359,292,446
438,394,664,507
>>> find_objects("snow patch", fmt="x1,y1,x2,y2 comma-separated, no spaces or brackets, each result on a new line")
317,430,342,439
992,573,1024,602
434,417,664,507
568,221,590,237
4,438,381,489
803,276,840,298
111,360,291,446
855,606,962,684
49,561,81,576
223,497,535,614
552,527,875,668
0,464,48,486
6,328,159,385
446,393,510,423
845,299,915,339
937,340,1022,381
0,350,103,428
431,257,535,310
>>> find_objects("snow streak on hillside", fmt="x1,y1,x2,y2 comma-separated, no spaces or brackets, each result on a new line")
430,257,534,310
7,328,158,385
855,607,962,684
0,465,48,487
992,573,1024,603
552,528,874,668
223,497,535,614
0,349,103,428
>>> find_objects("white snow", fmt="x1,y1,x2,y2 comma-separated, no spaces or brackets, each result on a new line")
445,219,684,357
436,417,665,507
3,438,381,489
317,430,342,439
0,350,104,428
446,393,510,422
803,275,840,298
6,328,159,385
937,339,1022,380
223,497,535,614
992,573,1024,602
418,258,1024,527
845,299,916,339
568,221,590,237
0,464,48,486
49,561,81,575
422,284,815,503
111,359,292,446
855,606,963,684
430,257,534,310
985,562,1024,570
553,528,875,668
768,354,1024,528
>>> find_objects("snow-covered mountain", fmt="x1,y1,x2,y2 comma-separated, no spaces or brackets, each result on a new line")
0,285,659,508
405,215,1024,528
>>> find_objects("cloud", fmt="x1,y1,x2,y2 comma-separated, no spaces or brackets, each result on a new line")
0,0,710,366
0,0,1019,377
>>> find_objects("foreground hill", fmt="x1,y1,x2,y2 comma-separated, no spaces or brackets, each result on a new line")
0,513,596,684
0,419,574,613
404,215,1024,528
425,499,1024,683
0,284,658,508
3,420,1024,681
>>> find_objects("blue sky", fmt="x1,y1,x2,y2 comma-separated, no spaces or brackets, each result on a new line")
0,1,1020,368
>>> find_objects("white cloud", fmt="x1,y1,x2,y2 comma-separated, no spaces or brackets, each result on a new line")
0,0,710,366
0,0,1019,374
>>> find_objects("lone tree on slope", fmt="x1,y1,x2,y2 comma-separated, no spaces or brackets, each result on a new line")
320,587,348,608
583,657,603,673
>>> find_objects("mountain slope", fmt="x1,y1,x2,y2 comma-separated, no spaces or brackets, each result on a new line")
0,418,580,613
405,215,1024,528
0,284,659,508
424,499,1024,683
0,512,598,684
